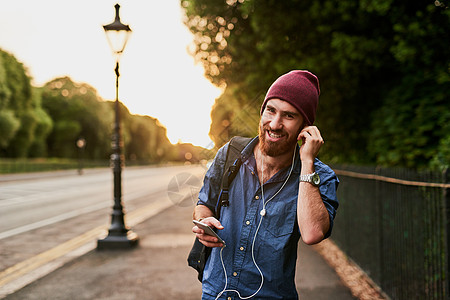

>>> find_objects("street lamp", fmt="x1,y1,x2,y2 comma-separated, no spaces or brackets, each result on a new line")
97,3,138,250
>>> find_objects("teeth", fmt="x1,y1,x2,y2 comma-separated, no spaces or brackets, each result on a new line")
268,131,283,138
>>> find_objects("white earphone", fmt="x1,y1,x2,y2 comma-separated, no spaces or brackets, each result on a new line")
215,147,297,300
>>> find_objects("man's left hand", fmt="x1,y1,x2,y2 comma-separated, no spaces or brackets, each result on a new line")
297,126,324,162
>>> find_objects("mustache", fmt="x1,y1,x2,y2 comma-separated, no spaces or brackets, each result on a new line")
262,124,286,135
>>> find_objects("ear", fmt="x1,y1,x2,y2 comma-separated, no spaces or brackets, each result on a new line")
298,121,306,133
296,121,306,140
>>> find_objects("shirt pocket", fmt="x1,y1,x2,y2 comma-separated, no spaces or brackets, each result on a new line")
264,201,296,238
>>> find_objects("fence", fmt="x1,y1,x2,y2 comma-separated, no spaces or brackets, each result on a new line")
331,165,449,300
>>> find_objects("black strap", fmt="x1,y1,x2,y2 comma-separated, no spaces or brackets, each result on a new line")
188,136,252,282
216,136,252,219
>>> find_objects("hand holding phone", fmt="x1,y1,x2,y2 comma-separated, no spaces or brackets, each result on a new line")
193,220,226,245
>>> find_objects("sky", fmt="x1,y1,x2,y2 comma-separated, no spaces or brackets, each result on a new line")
0,0,222,148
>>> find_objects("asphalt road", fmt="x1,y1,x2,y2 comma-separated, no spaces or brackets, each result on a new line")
1,170,356,300
0,165,206,271
0,165,356,299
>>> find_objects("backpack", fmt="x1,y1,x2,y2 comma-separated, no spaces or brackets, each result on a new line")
187,136,252,282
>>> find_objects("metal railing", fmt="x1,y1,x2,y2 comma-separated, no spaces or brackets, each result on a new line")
331,165,449,300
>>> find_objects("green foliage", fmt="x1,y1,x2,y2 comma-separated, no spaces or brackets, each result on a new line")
0,49,32,112
368,2,450,169
0,110,20,147
128,116,172,162
0,47,213,164
41,77,113,159
3,74,213,164
29,88,53,157
171,142,215,163
105,101,174,163
369,73,450,169
50,120,81,158
0,158,108,174
209,84,261,147
6,110,39,157
0,48,52,157
431,128,450,170
182,0,450,169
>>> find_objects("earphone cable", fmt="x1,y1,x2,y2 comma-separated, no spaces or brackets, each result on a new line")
215,148,297,299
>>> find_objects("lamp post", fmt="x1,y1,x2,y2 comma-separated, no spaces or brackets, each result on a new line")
97,3,138,250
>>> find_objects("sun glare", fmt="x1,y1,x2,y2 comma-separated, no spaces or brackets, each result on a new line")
0,0,222,148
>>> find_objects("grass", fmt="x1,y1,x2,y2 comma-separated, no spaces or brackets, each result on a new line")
0,158,109,174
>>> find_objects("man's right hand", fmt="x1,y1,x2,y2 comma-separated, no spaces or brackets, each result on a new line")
192,217,225,248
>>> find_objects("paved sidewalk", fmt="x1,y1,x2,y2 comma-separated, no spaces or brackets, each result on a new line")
5,198,355,300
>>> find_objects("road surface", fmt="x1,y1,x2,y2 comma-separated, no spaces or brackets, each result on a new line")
0,164,358,300
0,165,206,271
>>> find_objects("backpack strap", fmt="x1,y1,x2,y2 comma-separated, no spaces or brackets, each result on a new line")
215,136,252,219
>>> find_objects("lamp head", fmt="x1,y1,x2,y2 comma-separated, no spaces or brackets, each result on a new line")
103,4,132,60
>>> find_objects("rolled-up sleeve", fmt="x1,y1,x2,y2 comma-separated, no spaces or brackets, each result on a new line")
315,160,339,239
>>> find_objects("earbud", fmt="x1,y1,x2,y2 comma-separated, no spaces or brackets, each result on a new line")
215,146,296,300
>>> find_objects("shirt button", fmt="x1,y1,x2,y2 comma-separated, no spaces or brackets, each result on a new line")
233,272,238,276
245,220,250,225
227,297,232,300
240,246,244,251
255,195,259,200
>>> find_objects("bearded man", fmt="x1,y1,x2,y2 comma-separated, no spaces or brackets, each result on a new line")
192,70,339,300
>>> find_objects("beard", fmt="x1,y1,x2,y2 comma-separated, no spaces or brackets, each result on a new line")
258,123,299,157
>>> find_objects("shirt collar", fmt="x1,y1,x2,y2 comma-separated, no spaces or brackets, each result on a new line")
240,136,301,179
240,136,260,162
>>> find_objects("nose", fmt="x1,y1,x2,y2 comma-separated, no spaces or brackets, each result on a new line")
268,114,283,130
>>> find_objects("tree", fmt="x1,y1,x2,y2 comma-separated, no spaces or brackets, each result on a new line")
0,110,20,148
1,48,213,163
107,102,174,163
41,77,113,159
29,88,53,157
367,2,450,169
0,48,52,157
182,0,450,168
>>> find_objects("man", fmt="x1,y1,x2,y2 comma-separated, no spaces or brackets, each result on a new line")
193,70,339,299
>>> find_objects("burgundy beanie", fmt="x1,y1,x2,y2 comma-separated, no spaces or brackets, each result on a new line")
260,70,320,125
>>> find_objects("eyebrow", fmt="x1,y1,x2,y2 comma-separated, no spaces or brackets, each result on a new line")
267,104,300,117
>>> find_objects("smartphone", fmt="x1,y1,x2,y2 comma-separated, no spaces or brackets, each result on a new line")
193,220,225,245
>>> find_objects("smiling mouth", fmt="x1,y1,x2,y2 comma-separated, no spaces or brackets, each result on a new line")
267,130,284,139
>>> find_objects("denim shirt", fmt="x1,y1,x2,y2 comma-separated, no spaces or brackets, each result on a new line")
197,137,339,300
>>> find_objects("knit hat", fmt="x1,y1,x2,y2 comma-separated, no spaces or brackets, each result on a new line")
260,70,320,126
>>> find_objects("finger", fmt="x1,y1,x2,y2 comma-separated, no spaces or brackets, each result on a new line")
192,226,204,234
300,128,314,139
305,126,323,138
301,127,323,144
297,130,310,141
309,126,322,139
203,217,224,230
210,219,224,230
199,239,224,248
196,233,220,244
301,126,316,136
